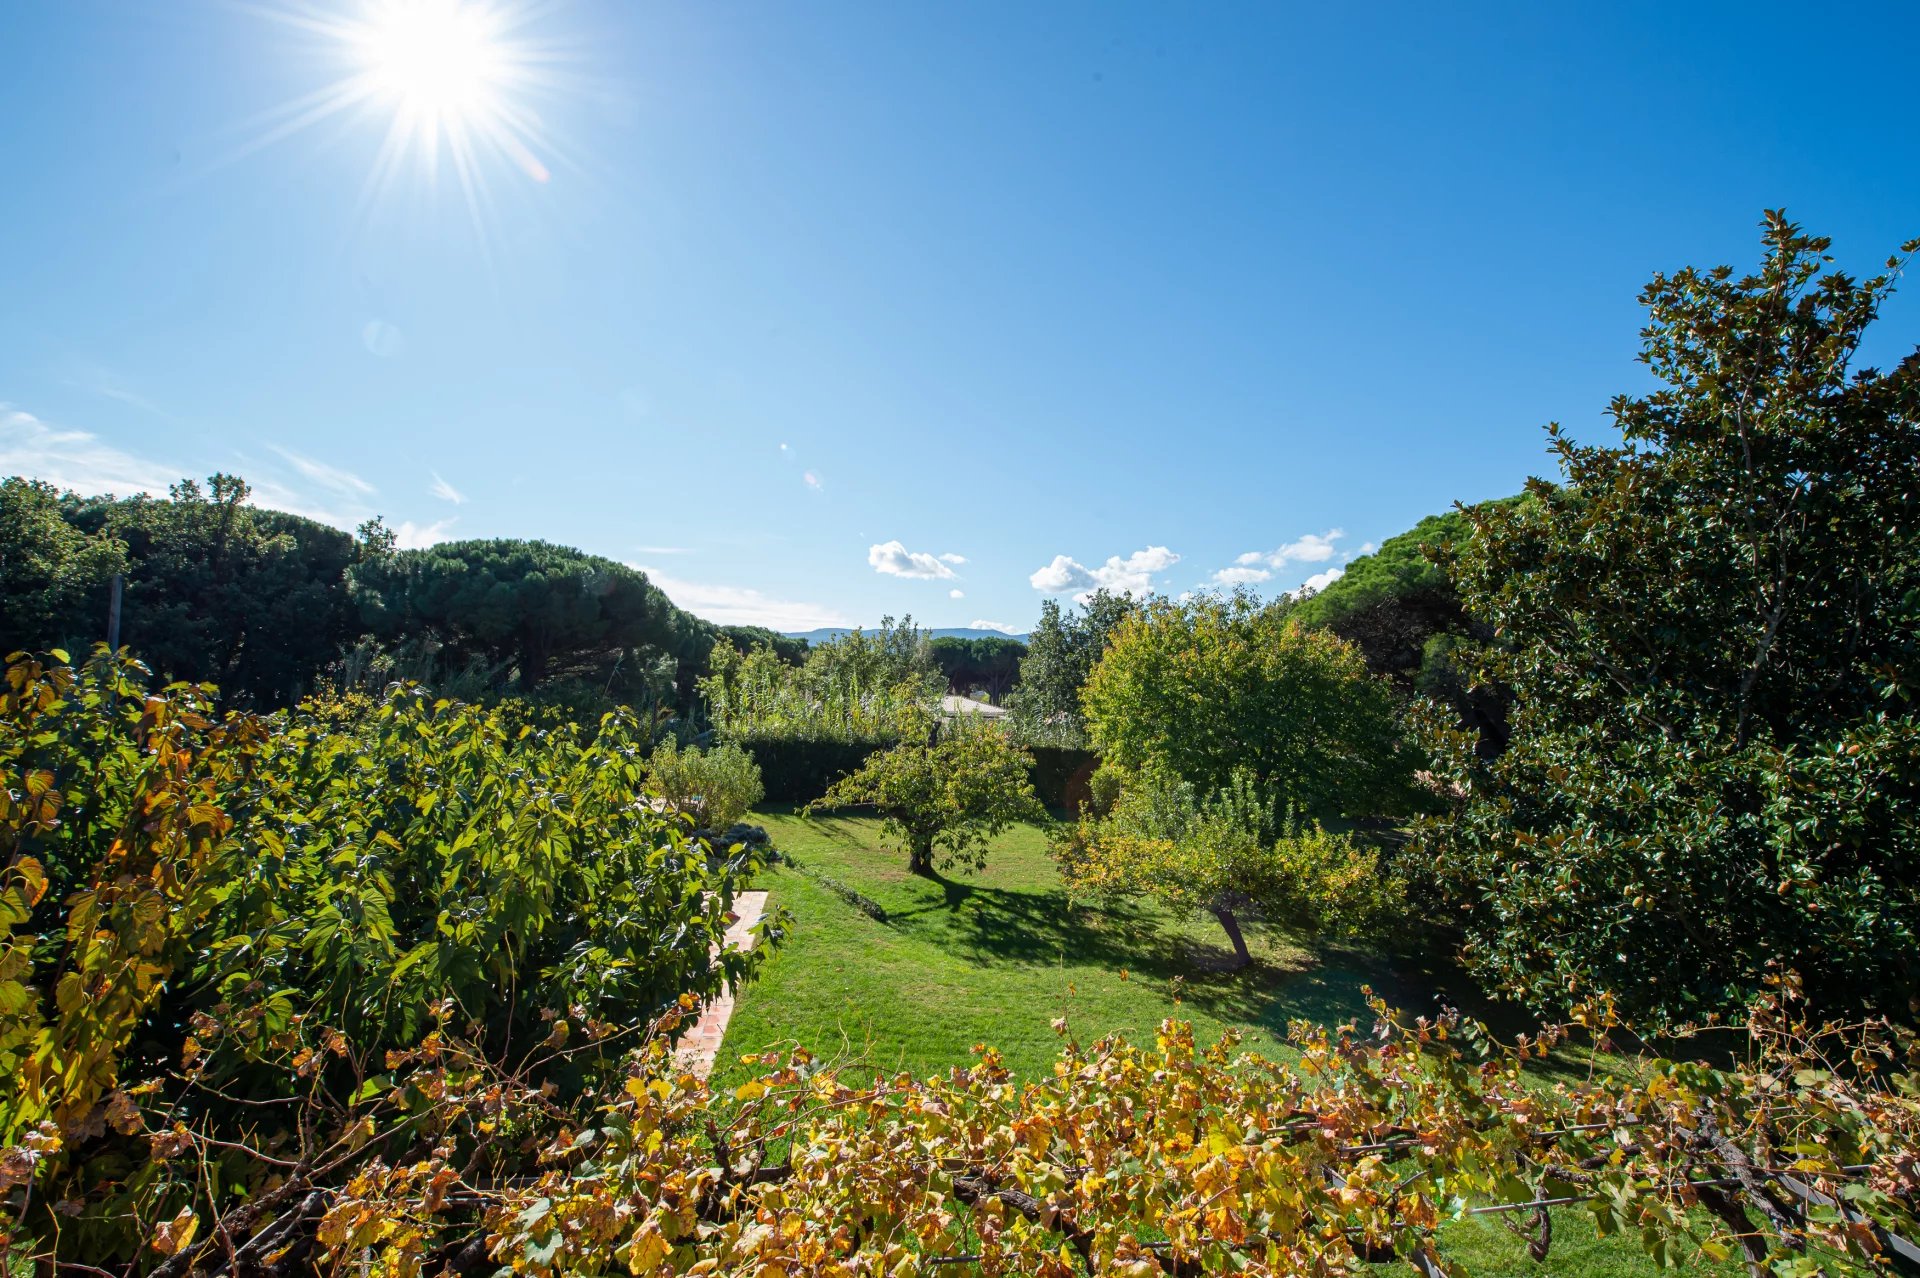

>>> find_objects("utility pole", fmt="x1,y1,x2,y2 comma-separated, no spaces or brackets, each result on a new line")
106,573,123,652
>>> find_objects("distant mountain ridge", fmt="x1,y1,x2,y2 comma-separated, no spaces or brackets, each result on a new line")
784,626,1030,644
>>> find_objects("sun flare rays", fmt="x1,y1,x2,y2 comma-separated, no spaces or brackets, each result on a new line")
239,0,565,238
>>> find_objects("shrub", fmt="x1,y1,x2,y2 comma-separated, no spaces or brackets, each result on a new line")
0,648,773,1261
736,736,890,804
644,738,765,830
22,985,1909,1276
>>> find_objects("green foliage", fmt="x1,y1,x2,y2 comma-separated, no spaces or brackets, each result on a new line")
1291,501,1522,752
0,480,735,716
644,738,765,830
1418,213,1920,1025
0,647,771,1259
1024,743,1100,811
60,474,366,706
90,981,1907,1278
1057,766,1402,964
0,478,127,656
1083,592,1418,817
805,723,1046,875
732,739,888,804
927,634,1027,701
1004,589,1135,746
349,537,702,694
1291,509,1472,635
797,614,938,696
701,617,942,746
718,623,809,665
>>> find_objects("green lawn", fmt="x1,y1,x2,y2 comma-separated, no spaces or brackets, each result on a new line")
717,809,1738,1277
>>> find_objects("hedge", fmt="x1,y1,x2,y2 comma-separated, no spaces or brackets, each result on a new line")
1026,745,1098,812
737,737,892,803
732,736,1098,810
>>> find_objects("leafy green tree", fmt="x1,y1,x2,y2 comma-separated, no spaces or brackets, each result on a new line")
805,725,1045,875
719,624,809,665
351,538,698,693
928,635,1028,701
0,647,771,1227
1056,767,1400,966
1418,213,1920,1025
1291,502,1522,753
0,478,126,655
64,475,363,705
1006,590,1135,744
1083,593,1415,817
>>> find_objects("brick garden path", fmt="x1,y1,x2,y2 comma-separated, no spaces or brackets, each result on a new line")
673,890,768,1079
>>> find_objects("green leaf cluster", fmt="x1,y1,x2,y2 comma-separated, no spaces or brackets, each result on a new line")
1082,592,1419,818
1004,589,1135,747
1056,766,1403,961
701,616,943,746
0,646,769,1258
1418,212,1920,1025
643,738,766,831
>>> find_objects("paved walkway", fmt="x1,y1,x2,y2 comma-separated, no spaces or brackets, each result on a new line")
674,890,768,1079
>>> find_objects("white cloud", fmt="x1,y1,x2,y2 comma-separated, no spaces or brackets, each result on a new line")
429,471,466,504
949,588,965,599
1215,528,1349,590
635,565,852,631
1233,529,1344,569
1029,545,1180,600
394,518,457,549
1295,567,1345,596
0,405,180,495
970,620,1022,635
634,544,690,555
3,402,458,544
869,540,962,580
803,470,822,490
270,446,375,497
940,553,967,565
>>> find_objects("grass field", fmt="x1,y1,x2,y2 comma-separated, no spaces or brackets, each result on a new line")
715,808,1738,1277
717,808,1614,1087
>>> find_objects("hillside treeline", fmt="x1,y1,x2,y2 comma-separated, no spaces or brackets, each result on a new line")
0,472,786,716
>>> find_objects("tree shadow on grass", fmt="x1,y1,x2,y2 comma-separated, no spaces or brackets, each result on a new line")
884,872,1638,1084
885,873,1396,1033
889,873,1185,975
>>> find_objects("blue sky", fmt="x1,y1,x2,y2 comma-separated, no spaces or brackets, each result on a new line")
3,2,1916,633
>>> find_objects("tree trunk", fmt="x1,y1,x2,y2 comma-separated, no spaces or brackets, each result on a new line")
908,836,935,877
1211,905,1252,969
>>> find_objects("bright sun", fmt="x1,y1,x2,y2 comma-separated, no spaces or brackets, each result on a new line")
243,0,555,218
360,0,506,119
